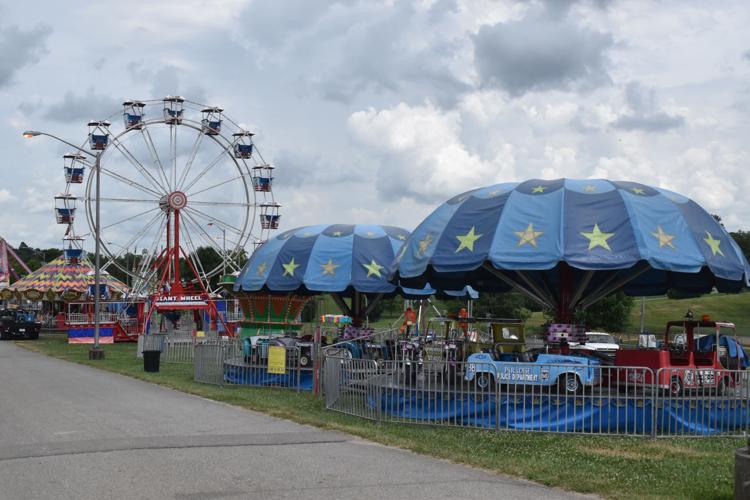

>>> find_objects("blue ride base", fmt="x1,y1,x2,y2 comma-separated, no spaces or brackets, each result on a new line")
224,362,314,391
368,391,750,435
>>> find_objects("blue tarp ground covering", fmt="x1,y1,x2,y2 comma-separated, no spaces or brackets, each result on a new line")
224,363,314,390
368,392,750,435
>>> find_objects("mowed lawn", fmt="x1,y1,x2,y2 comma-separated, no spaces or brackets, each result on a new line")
522,292,750,338
629,292,750,336
16,335,745,500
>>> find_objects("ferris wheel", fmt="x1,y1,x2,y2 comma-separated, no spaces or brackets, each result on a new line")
55,96,281,295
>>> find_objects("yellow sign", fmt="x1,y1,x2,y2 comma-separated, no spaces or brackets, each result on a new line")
267,345,287,374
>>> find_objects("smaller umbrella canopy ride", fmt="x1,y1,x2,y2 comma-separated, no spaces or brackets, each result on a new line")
3,256,128,302
393,179,750,321
234,224,474,326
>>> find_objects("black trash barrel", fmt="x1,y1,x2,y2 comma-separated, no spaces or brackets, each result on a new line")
143,350,161,372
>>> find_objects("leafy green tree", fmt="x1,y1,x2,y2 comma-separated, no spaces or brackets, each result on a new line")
730,230,750,262
575,291,634,332
300,298,319,322
472,292,533,322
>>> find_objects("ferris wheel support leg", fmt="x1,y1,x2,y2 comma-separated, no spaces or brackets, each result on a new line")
178,246,233,336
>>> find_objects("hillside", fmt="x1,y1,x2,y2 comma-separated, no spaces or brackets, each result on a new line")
312,290,750,336
627,291,750,336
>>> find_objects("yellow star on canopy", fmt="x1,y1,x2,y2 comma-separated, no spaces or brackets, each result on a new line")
282,258,300,277
651,226,675,249
514,223,543,247
366,231,375,237
584,185,596,193
581,224,614,251
321,259,339,276
417,233,433,257
632,187,645,195
256,262,268,276
455,226,482,253
531,185,545,193
488,190,501,197
704,231,724,256
332,231,343,237
396,234,406,241
362,259,384,278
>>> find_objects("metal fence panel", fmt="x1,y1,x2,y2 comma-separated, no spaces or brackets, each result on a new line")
321,356,750,437
223,345,303,391
162,336,197,364
194,343,230,385
654,367,750,438
137,333,168,358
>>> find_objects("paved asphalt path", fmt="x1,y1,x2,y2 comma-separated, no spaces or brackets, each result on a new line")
0,341,589,500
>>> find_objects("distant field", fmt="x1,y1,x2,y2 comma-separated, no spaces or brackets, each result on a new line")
628,292,750,336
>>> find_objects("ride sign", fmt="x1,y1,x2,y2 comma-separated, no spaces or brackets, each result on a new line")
499,366,539,382
267,345,286,374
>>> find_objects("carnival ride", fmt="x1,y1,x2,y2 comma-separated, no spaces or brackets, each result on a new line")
0,238,32,293
615,318,748,395
49,97,281,339
394,178,749,321
391,178,750,374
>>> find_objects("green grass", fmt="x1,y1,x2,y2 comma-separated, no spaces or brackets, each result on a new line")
17,334,744,500
523,292,750,338
629,292,750,336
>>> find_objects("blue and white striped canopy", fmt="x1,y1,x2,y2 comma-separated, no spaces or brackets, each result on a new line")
393,179,749,304
235,224,475,298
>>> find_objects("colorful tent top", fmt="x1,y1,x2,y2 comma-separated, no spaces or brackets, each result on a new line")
2,255,128,301
393,179,749,311
235,224,475,298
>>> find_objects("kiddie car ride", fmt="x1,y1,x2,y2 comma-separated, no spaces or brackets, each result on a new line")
464,323,602,394
614,318,748,395
464,349,602,394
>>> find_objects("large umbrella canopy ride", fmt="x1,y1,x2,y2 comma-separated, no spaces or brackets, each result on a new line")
393,179,750,321
235,224,474,325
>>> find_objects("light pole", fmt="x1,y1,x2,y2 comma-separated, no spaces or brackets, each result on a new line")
23,130,105,360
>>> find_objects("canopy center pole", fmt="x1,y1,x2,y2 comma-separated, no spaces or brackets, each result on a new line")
557,262,573,323
352,290,363,327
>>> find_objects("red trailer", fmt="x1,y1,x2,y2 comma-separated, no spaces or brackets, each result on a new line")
615,319,745,395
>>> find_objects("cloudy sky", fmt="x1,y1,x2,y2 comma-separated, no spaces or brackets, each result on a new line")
2,0,749,254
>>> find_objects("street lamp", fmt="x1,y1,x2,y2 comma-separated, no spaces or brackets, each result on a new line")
23,130,105,360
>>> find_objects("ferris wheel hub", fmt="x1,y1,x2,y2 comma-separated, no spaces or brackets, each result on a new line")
160,191,188,212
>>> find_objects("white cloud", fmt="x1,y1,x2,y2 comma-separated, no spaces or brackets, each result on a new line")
348,101,515,202
1,0,750,255
0,189,15,204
